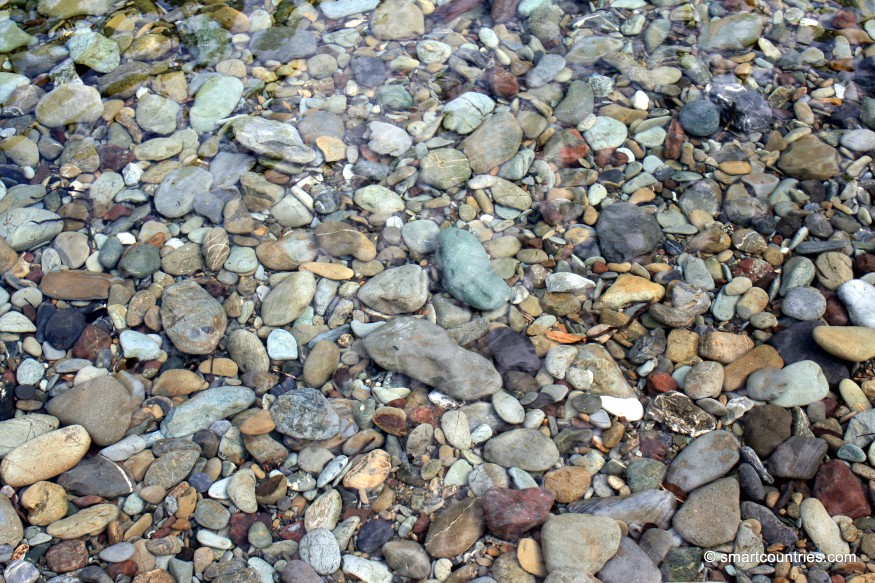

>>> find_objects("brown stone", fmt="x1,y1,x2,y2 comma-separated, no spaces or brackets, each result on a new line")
424,498,485,558
21,481,68,526
73,324,113,360
240,410,276,436
698,331,754,364
778,135,841,181
133,570,176,583
372,407,408,436
814,460,871,518
46,540,88,573
481,487,554,540
544,467,591,504
0,237,18,272
722,345,784,391
487,66,519,98
107,561,139,578
151,369,208,397
40,270,122,300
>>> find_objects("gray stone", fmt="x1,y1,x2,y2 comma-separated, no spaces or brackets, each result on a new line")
437,227,511,311
299,528,341,575
161,386,256,437
596,203,664,262
261,272,317,326
271,388,341,441
782,286,826,321
665,430,739,492
672,478,740,547
160,280,227,354
541,514,621,574
362,317,502,401
483,429,560,471
768,436,827,479
233,117,316,164
358,264,428,314
597,538,660,583
155,166,214,219
839,279,875,328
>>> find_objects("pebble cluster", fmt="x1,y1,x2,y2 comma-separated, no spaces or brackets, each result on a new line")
2,0,875,582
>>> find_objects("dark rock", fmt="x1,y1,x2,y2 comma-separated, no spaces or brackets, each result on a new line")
741,501,797,547
742,404,793,458
350,56,387,88
44,309,86,350
738,463,765,502
768,321,849,388
710,81,772,133
768,436,828,480
678,99,721,137
481,487,554,540
57,456,135,499
596,202,664,263
485,327,540,373
356,520,394,554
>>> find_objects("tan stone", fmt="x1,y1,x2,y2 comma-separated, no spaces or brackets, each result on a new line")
722,344,784,391
21,481,68,526
343,449,392,490
39,270,123,300
718,160,752,175
665,329,700,364
299,262,354,280
198,358,239,377
812,326,875,362
151,369,208,397
240,409,275,435
698,331,754,364
0,425,91,487
517,538,547,577
543,466,591,504
47,504,119,539
595,274,665,310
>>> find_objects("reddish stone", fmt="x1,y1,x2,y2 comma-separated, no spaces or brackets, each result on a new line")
228,512,272,547
413,512,430,534
491,0,519,22
647,371,678,393
814,460,871,518
487,67,519,99
106,561,139,578
408,405,439,427
71,495,105,507
854,254,875,276
104,204,133,221
98,143,135,172
73,324,113,360
824,292,850,326
592,262,609,274
664,119,685,160
46,540,88,573
276,521,306,542
731,257,774,285
481,487,554,540
832,10,857,29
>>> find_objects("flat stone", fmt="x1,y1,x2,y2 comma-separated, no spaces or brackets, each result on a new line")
47,504,120,540
769,436,828,479
541,514,621,574
160,280,228,355
596,203,664,262
35,84,103,127
358,264,428,314
483,429,560,471
261,272,317,327
424,498,485,558
778,135,841,180
0,414,59,458
1,425,90,487
672,478,740,547
363,317,502,401
665,430,740,493
161,386,255,437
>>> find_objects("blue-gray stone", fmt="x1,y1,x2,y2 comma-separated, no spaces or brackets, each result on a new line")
436,228,511,311
161,386,256,437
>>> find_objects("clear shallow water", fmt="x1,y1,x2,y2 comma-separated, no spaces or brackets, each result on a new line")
1,0,875,581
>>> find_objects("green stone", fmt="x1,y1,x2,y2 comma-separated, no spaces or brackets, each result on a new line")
436,227,511,312
376,85,414,110
419,148,471,190
0,20,34,53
